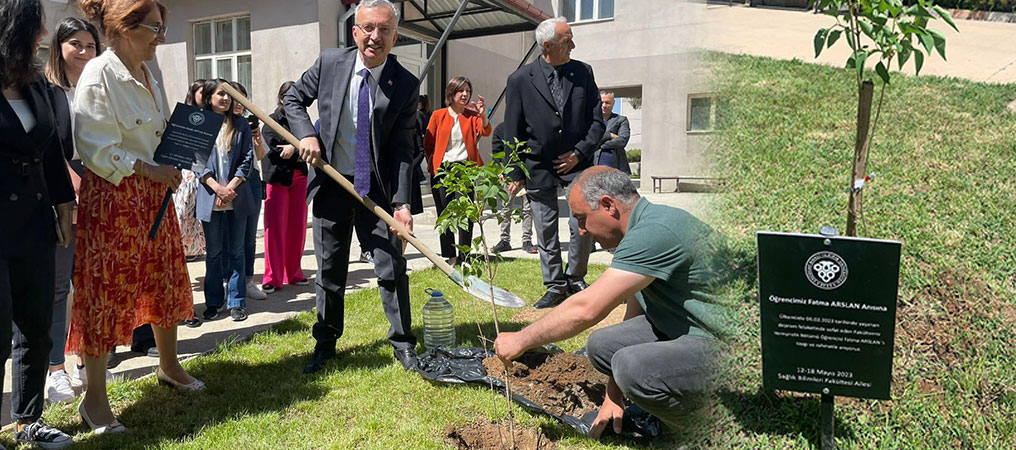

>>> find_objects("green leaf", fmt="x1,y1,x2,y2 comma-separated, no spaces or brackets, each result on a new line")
875,61,890,84
855,50,868,78
898,44,912,69
814,28,828,57
827,29,842,48
928,28,947,60
932,5,958,32
858,20,875,39
919,31,934,54
914,49,924,75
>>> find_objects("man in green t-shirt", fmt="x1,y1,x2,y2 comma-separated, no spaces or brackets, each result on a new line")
495,166,725,437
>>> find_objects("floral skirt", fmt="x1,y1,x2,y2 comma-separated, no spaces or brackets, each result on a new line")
66,169,195,358
173,169,205,257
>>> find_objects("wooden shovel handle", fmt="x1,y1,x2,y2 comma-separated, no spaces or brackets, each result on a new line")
218,82,455,277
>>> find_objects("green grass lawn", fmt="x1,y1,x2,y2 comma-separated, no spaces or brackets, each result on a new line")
702,52,1016,448
16,259,688,449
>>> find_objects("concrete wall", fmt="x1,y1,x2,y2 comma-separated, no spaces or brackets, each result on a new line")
442,0,707,189
155,0,328,117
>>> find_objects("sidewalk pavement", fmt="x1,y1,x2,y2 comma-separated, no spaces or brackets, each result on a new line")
694,3,1016,83
1,189,714,426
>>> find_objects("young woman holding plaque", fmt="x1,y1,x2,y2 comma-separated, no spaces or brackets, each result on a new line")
42,16,104,404
71,0,204,434
0,1,77,446
196,79,256,323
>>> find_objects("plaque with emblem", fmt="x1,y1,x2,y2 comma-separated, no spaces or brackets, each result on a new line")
153,102,224,172
757,231,901,399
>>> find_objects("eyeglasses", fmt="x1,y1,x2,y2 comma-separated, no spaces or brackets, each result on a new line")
355,23,395,36
136,23,168,36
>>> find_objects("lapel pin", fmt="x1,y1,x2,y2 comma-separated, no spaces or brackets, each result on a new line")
388,80,393,86
569,72,573,76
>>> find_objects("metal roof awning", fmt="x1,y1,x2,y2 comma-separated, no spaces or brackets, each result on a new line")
395,0,552,41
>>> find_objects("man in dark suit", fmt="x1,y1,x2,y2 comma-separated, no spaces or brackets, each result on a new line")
283,0,419,373
504,17,605,309
593,90,632,174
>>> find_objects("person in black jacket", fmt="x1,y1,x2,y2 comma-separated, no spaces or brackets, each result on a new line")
0,0,75,446
503,17,605,309
260,81,310,292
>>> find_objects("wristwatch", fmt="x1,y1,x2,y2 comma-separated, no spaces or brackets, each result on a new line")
393,203,410,211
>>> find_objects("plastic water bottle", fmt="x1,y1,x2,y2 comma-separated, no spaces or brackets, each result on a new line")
422,288,455,350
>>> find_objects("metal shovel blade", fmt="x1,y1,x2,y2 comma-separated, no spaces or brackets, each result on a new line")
447,270,526,308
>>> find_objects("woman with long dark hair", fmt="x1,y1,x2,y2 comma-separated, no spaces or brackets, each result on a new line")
0,0,76,446
260,80,310,292
41,15,102,405
229,81,269,300
196,79,256,322
71,0,203,434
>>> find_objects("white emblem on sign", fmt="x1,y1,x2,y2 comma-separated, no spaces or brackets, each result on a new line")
805,251,848,290
188,111,205,126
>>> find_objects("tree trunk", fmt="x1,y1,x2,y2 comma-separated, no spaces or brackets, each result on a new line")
846,81,874,237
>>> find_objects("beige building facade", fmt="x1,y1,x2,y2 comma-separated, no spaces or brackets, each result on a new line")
42,0,711,191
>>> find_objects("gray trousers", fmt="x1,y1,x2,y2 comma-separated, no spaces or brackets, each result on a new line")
527,180,593,294
587,315,719,427
498,193,533,243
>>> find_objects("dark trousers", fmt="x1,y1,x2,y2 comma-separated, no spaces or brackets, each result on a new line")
430,168,473,259
244,183,261,279
310,176,415,351
527,177,593,294
49,225,74,365
203,210,248,310
586,315,719,427
1,240,56,423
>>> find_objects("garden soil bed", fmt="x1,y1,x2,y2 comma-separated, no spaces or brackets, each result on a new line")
446,420,556,450
481,352,608,418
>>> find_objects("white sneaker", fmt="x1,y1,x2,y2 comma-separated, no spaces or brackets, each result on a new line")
46,370,75,403
73,365,114,387
246,281,267,300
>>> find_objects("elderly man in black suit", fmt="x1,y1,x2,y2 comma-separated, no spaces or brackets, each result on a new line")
284,0,419,373
504,17,605,309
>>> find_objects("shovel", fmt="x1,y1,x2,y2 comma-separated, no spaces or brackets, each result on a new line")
219,82,526,308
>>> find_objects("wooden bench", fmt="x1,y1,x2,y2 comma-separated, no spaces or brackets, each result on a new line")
651,176,724,193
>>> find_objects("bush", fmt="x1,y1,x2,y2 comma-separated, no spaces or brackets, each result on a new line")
626,149,641,162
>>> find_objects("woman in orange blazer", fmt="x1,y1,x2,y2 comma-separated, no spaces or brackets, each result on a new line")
424,76,492,266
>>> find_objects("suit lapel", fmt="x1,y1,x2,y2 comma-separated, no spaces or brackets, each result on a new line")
372,58,396,159
528,62,557,111
329,50,355,140
560,63,575,108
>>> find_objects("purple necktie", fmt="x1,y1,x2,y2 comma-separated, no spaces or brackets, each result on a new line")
355,68,372,198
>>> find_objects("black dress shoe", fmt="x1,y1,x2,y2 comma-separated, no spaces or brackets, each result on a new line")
303,348,337,374
393,348,418,370
490,240,511,253
569,279,590,295
533,290,569,309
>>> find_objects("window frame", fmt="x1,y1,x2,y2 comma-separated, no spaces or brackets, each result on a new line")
560,0,615,24
687,93,719,134
192,15,252,95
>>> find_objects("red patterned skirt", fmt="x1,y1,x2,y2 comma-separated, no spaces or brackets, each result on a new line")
67,169,195,358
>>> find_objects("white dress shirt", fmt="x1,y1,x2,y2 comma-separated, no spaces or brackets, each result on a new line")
442,109,468,164
331,54,387,176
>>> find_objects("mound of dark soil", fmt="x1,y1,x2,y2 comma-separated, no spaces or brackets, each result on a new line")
482,352,608,418
445,420,556,450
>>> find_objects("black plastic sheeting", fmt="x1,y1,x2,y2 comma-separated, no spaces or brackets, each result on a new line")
415,345,661,439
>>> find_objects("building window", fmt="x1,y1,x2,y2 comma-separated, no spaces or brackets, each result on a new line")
193,16,252,96
561,0,614,23
687,94,718,132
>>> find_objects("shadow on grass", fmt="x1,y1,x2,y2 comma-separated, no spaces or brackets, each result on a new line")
68,319,398,449
718,389,857,449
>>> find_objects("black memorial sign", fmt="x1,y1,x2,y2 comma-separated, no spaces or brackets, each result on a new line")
154,102,223,172
757,231,901,400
